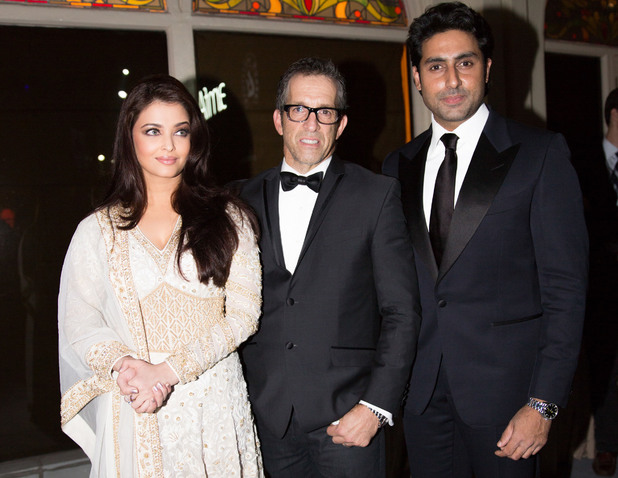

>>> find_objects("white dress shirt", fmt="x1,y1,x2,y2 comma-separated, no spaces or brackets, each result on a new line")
423,104,490,228
604,137,618,173
603,138,618,205
279,158,331,274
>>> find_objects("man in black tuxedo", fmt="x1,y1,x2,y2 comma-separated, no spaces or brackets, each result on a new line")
240,57,421,477
382,3,588,477
573,88,618,476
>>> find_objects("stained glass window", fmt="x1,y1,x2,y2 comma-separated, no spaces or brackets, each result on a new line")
545,0,618,46
0,0,165,12
193,0,406,27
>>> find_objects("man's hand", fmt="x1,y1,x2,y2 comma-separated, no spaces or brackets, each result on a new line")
495,405,552,460
326,404,380,448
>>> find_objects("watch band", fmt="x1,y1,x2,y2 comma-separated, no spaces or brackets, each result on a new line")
366,406,389,428
527,397,559,420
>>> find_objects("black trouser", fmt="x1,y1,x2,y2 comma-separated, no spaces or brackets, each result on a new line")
258,409,385,478
404,366,536,478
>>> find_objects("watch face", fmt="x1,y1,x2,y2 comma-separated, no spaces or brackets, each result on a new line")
544,403,559,420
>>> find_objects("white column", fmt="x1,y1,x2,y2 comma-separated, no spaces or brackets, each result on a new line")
166,0,196,85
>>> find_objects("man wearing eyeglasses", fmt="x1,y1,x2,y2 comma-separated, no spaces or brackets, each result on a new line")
240,57,421,477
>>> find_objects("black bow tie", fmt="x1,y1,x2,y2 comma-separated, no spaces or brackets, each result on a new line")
280,171,323,193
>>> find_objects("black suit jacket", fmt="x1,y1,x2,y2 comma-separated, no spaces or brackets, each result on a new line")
383,110,588,426
240,157,421,437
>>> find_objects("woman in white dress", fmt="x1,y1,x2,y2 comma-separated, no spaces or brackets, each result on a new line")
58,75,263,477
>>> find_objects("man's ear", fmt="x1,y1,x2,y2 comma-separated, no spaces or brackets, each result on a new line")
336,114,348,140
485,58,492,83
412,66,422,92
273,109,283,136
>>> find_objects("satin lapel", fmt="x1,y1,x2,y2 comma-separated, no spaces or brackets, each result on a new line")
295,159,345,271
263,171,286,269
437,133,519,282
399,136,438,280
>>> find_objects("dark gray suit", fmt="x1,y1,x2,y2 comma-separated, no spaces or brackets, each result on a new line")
383,109,588,476
241,158,420,440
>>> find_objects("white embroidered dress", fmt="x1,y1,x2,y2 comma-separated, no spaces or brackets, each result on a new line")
58,205,263,478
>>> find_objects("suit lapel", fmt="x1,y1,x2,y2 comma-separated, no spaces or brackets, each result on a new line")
295,158,345,270
399,135,438,280
263,170,286,270
438,132,519,282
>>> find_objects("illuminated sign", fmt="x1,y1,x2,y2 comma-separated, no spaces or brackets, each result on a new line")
199,82,227,120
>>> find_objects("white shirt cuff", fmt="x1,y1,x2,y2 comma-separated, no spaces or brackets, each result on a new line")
359,400,394,426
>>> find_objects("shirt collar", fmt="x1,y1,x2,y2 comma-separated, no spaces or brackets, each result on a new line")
430,103,489,148
603,138,618,170
280,156,332,177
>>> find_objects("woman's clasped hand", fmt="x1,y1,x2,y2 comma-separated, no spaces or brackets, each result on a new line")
114,356,177,413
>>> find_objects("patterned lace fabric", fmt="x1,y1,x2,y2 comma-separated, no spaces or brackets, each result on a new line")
127,211,263,476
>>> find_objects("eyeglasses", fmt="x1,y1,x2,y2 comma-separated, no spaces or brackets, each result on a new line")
283,104,344,125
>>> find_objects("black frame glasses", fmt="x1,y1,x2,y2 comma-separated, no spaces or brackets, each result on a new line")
283,104,344,125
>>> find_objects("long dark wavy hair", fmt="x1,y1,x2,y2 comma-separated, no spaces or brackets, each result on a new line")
98,74,258,287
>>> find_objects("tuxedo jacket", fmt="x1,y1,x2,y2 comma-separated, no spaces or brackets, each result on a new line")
382,110,588,427
240,157,421,438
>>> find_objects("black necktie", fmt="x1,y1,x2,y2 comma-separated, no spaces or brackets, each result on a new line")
429,133,458,267
280,171,323,193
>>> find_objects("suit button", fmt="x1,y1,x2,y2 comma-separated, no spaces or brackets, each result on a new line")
285,342,295,349
287,298,295,306
438,299,447,308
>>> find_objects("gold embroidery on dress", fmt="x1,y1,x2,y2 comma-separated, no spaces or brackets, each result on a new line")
130,217,181,275
113,389,121,478
226,281,261,310
86,340,133,381
140,282,223,353
230,249,258,272
214,310,236,354
96,206,164,477
166,348,204,384
96,208,151,361
61,376,114,426
226,308,260,337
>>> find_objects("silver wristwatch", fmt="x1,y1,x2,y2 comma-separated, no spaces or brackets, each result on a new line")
365,406,389,428
527,397,559,420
